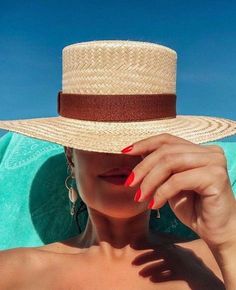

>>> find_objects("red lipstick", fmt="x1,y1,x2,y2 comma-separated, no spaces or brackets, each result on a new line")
99,167,132,185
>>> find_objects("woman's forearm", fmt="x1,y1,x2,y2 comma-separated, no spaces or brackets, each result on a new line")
209,240,236,290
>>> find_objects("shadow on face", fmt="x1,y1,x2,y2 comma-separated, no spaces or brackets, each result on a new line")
64,147,146,218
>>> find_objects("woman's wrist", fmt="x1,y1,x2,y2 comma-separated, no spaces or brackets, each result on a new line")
208,237,236,290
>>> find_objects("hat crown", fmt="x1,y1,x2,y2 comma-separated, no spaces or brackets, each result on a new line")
62,40,177,94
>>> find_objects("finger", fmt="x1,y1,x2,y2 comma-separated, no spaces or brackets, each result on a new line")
135,152,226,202
150,165,226,209
121,133,224,156
204,144,226,154
127,144,226,188
140,144,224,159
121,133,195,156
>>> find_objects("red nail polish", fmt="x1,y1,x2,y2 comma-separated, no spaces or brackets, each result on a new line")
148,198,155,209
134,188,141,202
124,171,135,186
121,144,133,153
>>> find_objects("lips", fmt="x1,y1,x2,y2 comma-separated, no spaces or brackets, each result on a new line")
99,168,132,177
99,175,128,185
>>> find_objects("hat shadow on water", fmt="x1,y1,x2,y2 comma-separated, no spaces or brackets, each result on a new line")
29,152,81,244
0,132,80,249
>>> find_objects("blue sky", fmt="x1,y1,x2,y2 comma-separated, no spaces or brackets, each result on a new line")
0,0,236,140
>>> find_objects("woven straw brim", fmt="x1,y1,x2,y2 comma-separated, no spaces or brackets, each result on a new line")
0,115,236,154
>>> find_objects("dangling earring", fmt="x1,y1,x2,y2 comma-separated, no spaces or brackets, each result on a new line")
65,164,78,216
156,209,161,219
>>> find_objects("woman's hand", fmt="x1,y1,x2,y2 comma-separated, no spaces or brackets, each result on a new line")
121,133,236,249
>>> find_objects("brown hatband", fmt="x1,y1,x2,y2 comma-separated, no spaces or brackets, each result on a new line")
57,91,177,122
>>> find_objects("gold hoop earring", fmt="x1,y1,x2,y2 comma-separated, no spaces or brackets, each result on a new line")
65,165,78,216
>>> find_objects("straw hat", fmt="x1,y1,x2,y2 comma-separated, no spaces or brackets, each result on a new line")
0,39,236,154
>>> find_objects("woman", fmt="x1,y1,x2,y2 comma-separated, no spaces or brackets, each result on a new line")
0,40,236,289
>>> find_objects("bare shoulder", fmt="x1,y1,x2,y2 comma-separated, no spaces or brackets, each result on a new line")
0,244,75,290
0,247,37,271
174,238,224,282
0,247,42,289
0,245,81,290
149,231,225,286
34,235,84,254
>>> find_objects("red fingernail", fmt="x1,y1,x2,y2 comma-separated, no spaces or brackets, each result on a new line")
134,188,142,202
148,198,155,209
124,171,135,187
121,145,133,153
